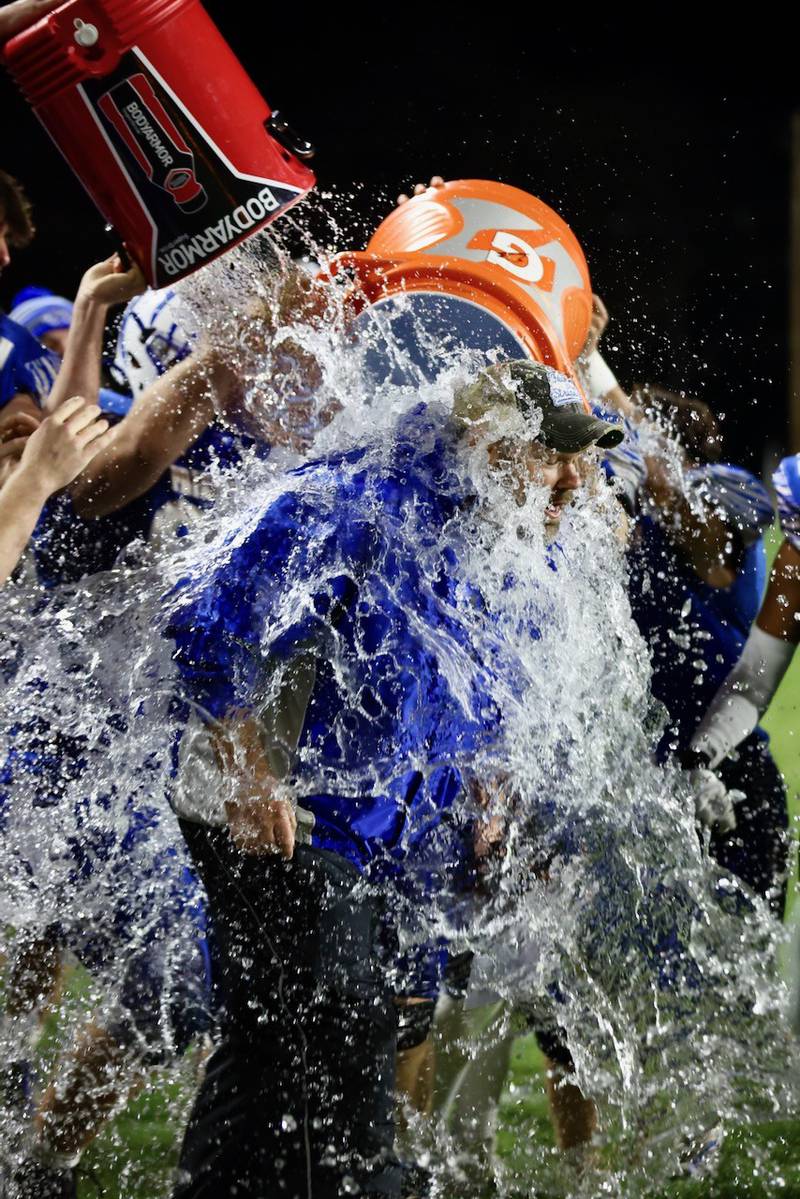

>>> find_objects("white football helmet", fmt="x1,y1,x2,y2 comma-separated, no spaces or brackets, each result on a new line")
112,287,197,397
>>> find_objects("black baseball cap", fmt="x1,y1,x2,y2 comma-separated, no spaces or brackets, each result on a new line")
453,360,624,453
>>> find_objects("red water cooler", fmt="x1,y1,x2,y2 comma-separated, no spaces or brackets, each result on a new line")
1,0,316,287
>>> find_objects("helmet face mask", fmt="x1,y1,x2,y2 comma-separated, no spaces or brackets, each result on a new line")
139,321,193,376
113,289,196,397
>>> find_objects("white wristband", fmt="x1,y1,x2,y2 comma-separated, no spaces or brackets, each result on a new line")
583,351,620,401
691,692,761,768
692,625,795,766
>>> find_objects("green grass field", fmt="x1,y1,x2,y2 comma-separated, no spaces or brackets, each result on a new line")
68,528,800,1197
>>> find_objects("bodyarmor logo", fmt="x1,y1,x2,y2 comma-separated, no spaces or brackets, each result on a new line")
82,48,304,287
98,74,208,214
158,186,281,277
124,101,174,167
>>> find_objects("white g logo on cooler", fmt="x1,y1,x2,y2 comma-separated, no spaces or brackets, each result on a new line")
486,230,545,284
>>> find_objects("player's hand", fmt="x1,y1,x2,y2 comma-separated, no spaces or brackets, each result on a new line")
77,254,146,308
471,776,513,890
397,176,445,206
226,791,297,859
17,396,112,497
0,0,62,41
687,766,741,835
474,811,505,865
0,410,41,460
580,294,610,360
473,801,505,860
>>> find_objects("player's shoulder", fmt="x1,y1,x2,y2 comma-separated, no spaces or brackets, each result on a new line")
0,312,45,362
687,462,773,541
773,453,800,507
772,453,800,548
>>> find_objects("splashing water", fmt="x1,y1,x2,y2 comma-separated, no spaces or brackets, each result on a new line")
0,210,798,1198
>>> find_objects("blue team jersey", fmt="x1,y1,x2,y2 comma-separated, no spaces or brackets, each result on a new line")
31,389,254,587
773,454,800,552
168,406,528,896
0,313,59,409
628,463,772,754
0,335,215,1043
30,386,164,587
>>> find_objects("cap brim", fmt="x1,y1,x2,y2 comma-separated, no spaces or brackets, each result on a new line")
539,411,625,454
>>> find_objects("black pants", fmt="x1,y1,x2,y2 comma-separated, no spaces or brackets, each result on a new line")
174,821,402,1199
714,733,789,918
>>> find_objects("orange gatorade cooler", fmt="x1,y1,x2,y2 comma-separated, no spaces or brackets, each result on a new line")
334,179,593,389
1,0,315,287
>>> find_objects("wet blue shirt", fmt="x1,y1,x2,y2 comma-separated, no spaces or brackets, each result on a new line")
32,390,255,587
774,453,800,552
628,464,772,755
0,313,58,409
168,408,524,895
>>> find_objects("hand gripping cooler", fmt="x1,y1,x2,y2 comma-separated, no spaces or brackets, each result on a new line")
335,179,593,390
1,0,315,287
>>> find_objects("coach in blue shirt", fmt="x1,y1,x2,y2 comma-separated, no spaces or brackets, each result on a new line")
166,361,623,1199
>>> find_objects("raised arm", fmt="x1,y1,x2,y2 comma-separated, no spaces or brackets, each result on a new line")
691,538,800,768
0,397,112,584
69,348,236,518
70,260,327,517
642,451,742,587
42,256,145,415
576,296,638,421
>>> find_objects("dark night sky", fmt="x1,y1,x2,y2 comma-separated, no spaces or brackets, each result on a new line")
1,12,797,469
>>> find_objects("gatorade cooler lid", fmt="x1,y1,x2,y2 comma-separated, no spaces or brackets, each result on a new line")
329,179,593,383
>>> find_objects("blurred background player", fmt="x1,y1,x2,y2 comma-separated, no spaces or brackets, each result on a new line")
584,303,788,917
10,287,76,357
10,284,131,414
690,452,800,1029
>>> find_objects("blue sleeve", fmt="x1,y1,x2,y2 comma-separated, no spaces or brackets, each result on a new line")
98,388,133,419
687,463,774,547
0,317,59,409
167,481,371,720
774,454,800,552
